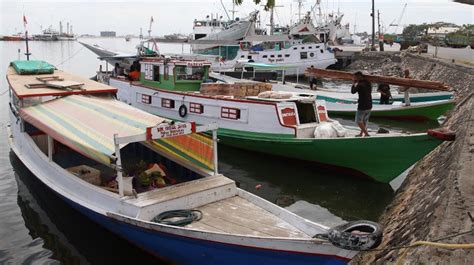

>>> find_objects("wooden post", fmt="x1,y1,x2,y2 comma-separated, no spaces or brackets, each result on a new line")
296,68,299,84
114,134,124,197
47,135,53,162
305,68,451,91
212,128,218,176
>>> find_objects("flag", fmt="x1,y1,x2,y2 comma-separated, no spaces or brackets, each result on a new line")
23,15,27,27
150,16,154,23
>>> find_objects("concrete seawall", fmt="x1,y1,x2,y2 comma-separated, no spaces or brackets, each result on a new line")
350,53,474,264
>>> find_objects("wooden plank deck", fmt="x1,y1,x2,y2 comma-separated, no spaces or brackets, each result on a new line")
127,175,235,208
7,67,117,98
187,196,310,238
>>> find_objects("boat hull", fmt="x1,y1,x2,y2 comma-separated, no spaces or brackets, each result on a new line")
327,101,455,121
216,129,442,183
7,122,352,265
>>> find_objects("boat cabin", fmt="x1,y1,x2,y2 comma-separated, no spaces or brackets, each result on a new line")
138,58,212,92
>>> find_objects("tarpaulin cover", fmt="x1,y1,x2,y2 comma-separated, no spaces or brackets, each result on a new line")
20,95,214,172
11,60,55,75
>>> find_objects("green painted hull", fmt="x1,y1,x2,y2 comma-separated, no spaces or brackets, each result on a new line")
217,129,442,183
329,101,454,121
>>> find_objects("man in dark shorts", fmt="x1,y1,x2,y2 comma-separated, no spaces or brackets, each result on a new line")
308,65,319,90
377,83,391,104
351,71,373,137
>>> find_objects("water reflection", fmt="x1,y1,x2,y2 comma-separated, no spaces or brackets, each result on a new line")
11,152,166,265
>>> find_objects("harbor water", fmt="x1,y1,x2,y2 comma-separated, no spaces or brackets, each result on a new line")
0,39,438,264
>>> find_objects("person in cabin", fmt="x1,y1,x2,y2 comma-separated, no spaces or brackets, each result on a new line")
128,60,141,81
351,71,373,137
113,63,124,77
377,83,391,104
308,65,319,90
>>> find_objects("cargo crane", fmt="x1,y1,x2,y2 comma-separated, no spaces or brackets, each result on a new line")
387,3,407,34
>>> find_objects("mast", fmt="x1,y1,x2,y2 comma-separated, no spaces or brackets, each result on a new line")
371,0,375,51
378,9,384,51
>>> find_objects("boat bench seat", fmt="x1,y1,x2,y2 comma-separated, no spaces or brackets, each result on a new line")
128,175,237,220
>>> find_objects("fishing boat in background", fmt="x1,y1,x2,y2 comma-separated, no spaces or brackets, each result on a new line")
2,33,25,41
191,11,259,54
84,54,448,183
6,59,383,265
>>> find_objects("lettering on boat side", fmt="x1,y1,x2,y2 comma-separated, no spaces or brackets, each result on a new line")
146,122,196,140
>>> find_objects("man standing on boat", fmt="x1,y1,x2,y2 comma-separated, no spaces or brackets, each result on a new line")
309,65,319,90
351,71,372,137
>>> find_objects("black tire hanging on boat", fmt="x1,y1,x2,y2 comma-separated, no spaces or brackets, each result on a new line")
321,220,383,251
178,104,187,118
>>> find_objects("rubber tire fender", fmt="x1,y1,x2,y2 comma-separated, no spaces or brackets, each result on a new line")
178,104,187,118
327,220,383,251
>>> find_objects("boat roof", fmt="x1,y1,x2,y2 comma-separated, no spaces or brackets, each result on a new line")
19,95,214,174
7,66,117,99
244,62,298,70
141,57,211,66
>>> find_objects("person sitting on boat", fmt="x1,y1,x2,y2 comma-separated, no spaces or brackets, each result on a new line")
351,71,373,137
377,83,391,104
309,65,319,90
128,61,141,81
113,63,124,77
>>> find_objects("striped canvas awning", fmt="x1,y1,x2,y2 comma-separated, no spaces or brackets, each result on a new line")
20,95,214,173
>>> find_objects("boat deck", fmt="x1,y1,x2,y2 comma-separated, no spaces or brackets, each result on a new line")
187,196,310,238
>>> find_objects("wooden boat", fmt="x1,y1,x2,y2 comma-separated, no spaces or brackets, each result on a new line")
3,34,24,41
7,60,384,264
316,97,454,121
269,85,454,121
85,56,448,183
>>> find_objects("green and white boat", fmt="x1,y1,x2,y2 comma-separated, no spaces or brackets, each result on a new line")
84,55,450,184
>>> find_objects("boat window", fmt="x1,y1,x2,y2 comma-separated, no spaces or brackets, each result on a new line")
161,98,175,109
175,65,205,81
221,107,240,120
293,47,297,50
310,52,315,57
320,49,324,53
141,94,152,104
277,54,282,58
301,47,305,50
262,55,268,58
241,55,245,58
144,64,154,81
285,54,290,57
300,52,308,59
316,45,320,48
296,102,317,124
308,46,312,49
247,56,252,59
190,102,204,114
270,54,275,58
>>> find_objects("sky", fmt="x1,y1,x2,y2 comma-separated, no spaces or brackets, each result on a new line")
0,0,473,36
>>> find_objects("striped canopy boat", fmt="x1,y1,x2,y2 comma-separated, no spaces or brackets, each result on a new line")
7,62,382,265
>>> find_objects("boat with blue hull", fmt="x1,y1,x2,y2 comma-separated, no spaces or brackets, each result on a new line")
7,60,382,264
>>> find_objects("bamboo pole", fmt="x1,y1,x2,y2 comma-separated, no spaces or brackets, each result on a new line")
305,68,452,91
